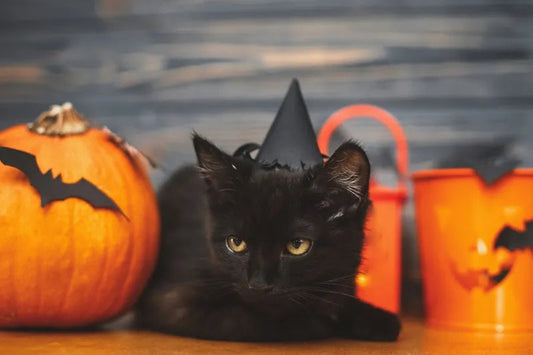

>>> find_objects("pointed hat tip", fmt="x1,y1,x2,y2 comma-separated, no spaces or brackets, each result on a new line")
283,78,304,105
289,78,301,91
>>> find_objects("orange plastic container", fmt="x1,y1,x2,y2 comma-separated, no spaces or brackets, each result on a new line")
317,104,407,314
413,168,533,331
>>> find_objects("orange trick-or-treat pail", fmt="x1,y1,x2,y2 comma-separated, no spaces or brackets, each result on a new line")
413,168,533,331
318,104,408,314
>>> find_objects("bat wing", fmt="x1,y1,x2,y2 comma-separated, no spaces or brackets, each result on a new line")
0,146,60,207
0,146,45,183
494,225,530,251
1,146,126,218
233,142,260,159
55,177,126,217
524,220,533,245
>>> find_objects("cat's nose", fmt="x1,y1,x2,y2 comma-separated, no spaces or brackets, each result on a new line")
247,276,274,293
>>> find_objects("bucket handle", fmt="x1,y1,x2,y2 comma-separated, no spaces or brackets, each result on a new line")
317,104,408,193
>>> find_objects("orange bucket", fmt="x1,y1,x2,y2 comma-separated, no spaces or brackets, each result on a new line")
413,168,533,331
318,104,408,314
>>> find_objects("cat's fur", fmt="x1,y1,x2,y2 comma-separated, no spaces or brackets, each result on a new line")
136,134,401,342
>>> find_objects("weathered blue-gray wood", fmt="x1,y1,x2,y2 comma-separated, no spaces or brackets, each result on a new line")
1,0,532,313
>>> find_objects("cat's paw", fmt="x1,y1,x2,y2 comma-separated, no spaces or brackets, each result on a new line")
351,310,401,342
338,301,401,342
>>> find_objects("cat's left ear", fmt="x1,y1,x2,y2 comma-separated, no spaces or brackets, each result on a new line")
312,141,371,215
192,133,248,197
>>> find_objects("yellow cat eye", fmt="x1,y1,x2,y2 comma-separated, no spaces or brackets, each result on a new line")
226,235,248,253
286,238,312,256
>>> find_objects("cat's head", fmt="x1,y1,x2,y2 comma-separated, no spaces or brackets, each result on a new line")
193,133,371,304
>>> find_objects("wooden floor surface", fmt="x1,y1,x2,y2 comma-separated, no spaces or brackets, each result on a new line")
0,317,531,354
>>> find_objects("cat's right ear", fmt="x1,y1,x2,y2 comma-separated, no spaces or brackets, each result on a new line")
192,133,246,198
311,141,371,218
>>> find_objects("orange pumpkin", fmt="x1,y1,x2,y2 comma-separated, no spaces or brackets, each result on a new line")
0,103,159,327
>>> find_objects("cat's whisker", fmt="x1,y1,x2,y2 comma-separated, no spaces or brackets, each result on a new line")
305,286,358,300
299,290,342,307
317,282,354,290
318,285,354,292
314,276,356,290
318,279,354,286
287,295,306,308
319,273,358,283
277,287,321,307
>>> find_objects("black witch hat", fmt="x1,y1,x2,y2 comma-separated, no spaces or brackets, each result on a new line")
254,79,323,169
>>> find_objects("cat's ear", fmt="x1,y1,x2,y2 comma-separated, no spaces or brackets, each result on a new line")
312,141,370,217
192,133,245,198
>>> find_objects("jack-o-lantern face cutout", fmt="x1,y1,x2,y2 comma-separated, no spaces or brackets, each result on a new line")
0,146,126,217
450,264,512,292
450,240,515,292
450,220,533,292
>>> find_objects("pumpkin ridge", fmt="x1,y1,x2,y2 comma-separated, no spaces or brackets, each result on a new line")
114,134,158,315
55,136,100,325
9,136,44,326
57,185,77,325
83,138,116,320
7,209,18,326
105,136,137,318
127,170,159,310
35,236,43,323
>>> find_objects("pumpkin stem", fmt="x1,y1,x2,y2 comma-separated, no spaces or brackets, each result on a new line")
28,102,90,136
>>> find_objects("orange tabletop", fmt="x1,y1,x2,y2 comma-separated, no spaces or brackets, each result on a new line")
0,317,532,354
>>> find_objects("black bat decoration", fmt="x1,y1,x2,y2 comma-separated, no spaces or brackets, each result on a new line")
493,219,533,251
437,137,521,185
233,142,260,160
0,146,126,217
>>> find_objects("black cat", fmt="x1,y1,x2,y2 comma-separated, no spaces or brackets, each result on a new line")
136,134,401,342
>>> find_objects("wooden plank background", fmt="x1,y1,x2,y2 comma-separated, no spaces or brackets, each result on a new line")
1,0,532,312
